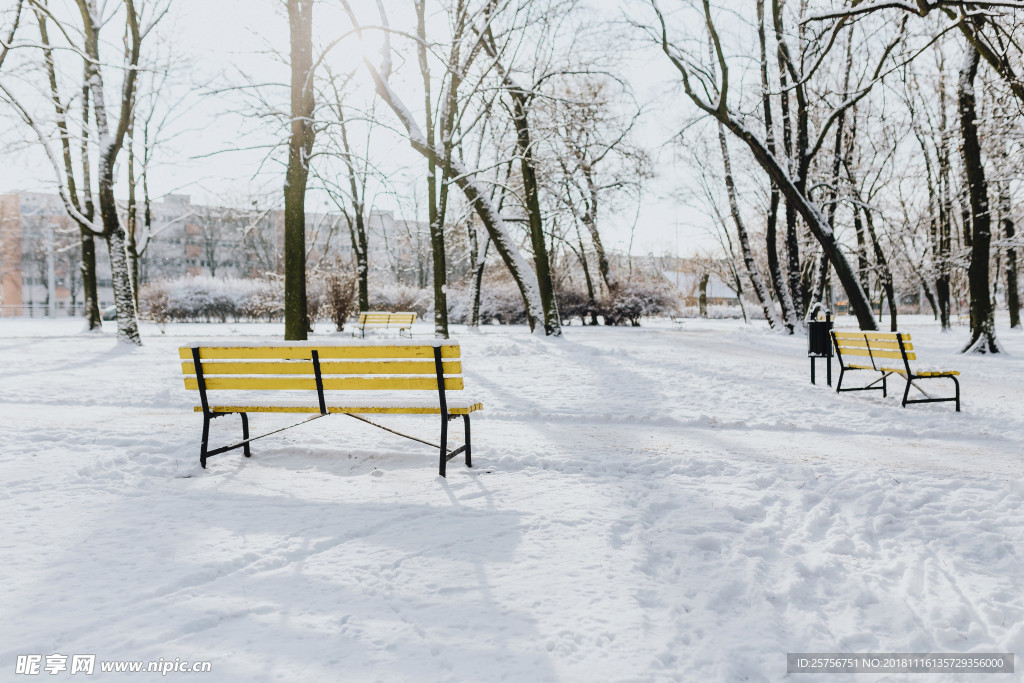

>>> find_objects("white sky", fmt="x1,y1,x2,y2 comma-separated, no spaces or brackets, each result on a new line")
0,0,718,257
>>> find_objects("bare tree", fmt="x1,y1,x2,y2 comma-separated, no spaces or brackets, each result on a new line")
319,68,375,313
958,41,1001,352
339,0,549,333
647,0,884,330
2,0,157,343
32,0,101,328
479,11,564,336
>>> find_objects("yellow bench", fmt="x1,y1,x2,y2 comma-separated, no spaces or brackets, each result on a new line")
180,340,482,475
831,331,960,411
354,311,417,337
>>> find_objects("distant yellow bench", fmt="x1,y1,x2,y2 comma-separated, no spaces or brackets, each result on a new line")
354,311,417,337
831,331,960,411
180,341,481,476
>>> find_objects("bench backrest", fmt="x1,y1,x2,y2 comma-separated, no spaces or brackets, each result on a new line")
180,342,464,395
831,331,914,371
358,312,417,328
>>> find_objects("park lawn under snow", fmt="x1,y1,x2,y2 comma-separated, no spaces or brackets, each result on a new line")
0,316,1022,682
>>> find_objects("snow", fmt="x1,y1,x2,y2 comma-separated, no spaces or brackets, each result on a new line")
1,316,1022,681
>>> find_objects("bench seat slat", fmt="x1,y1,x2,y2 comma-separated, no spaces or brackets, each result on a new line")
875,367,959,377
195,400,482,415
184,376,464,391
179,345,458,361
831,346,914,361
833,331,912,342
181,359,462,376
833,340,912,351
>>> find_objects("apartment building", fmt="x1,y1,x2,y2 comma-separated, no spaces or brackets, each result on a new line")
0,191,431,316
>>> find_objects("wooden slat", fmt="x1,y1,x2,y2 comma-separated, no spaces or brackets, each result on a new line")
196,402,483,415
183,376,464,391
833,347,912,361
832,331,911,342
179,345,459,360
833,339,913,352
181,359,461,376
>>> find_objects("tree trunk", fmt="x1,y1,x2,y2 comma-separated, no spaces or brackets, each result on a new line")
936,63,954,331
467,217,489,328
575,227,598,324
284,0,314,340
79,229,100,326
958,43,1000,353
510,91,561,336
999,180,1020,329
862,206,897,332
698,272,709,318
98,178,140,344
80,107,100,330
717,121,781,328
416,0,448,338
772,0,804,318
126,103,141,309
78,0,142,345
352,211,369,312
852,207,870,293
758,0,796,332
580,169,616,297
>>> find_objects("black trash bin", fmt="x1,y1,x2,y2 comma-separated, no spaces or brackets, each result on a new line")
807,311,833,385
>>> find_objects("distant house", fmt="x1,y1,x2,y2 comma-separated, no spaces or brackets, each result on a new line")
660,257,739,306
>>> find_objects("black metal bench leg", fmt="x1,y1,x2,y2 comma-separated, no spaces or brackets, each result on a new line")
952,376,961,412
835,367,845,393
901,377,912,407
439,414,449,478
882,374,887,398
463,414,472,468
241,413,251,457
200,413,211,469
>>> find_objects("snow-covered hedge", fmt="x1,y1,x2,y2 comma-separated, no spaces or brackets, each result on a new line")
141,274,690,327
672,304,761,320
141,277,285,323
601,279,681,326
367,283,432,317
447,285,530,325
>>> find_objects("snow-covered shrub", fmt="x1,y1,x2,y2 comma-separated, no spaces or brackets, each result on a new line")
603,278,681,326
322,271,357,331
241,279,284,321
555,285,600,326
305,278,325,328
140,277,284,323
672,304,750,320
446,277,529,325
368,283,431,317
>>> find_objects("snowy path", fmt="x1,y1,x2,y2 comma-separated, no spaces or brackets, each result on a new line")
0,318,1021,681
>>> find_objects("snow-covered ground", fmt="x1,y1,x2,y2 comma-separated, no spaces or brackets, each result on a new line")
0,316,1021,682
